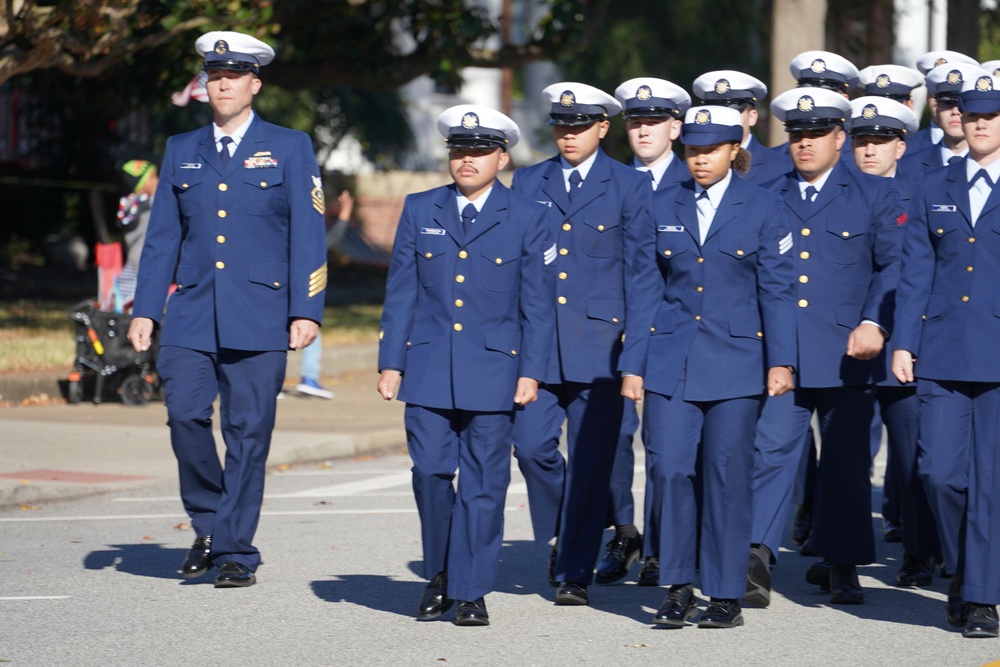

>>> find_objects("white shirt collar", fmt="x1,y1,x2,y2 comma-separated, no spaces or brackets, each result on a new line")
965,157,1000,185
561,150,599,182
633,152,674,190
457,187,493,216
797,165,835,196
694,169,733,209
214,111,255,150
940,143,970,166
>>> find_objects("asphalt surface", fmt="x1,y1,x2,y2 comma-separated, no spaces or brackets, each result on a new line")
1,344,999,665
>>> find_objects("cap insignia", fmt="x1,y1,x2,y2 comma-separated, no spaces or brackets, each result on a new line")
810,59,827,74
862,104,878,120
461,112,480,130
947,70,962,85
797,95,815,112
977,76,993,92
715,79,730,94
694,109,711,125
935,57,948,67
215,40,228,55
560,91,576,107
636,85,652,101
876,73,891,88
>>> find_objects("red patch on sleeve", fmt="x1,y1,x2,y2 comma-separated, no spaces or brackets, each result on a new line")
896,213,908,226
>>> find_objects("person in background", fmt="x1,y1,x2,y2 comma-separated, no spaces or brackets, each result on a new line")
293,190,355,400
114,159,159,311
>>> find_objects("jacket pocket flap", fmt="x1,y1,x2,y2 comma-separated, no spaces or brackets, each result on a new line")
247,262,289,290
587,299,625,324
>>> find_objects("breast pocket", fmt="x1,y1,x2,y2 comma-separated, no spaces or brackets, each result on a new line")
582,214,623,258
931,214,963,248
175,172,205,218
416,236,448,287
480,242,520,293
656,229,689,261
825,218,869,265
242,170,287,217
719,234,759,262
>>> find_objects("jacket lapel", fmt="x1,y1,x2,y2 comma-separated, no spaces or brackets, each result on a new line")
540,159,571,215
198,126,224,175
703,175,743,244
806,161,847,220
431,185,465,247
945,165,974,230
674,181,701,247
568,149,610,214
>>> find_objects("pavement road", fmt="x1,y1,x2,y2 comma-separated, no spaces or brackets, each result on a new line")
0,352,998,665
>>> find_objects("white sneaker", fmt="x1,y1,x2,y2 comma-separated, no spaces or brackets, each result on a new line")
296,378,334,399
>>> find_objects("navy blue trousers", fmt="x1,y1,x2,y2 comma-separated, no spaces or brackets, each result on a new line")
644,386,761,599
513,381,624,584
752,385,876,565
916,379,1000,605
158,345,286,571
406,405,513,602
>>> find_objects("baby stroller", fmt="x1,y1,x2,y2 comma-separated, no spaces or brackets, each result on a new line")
67,299,159,405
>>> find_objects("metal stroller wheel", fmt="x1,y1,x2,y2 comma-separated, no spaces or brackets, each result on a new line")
119,374,154,406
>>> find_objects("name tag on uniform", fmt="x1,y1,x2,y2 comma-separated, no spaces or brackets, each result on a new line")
658,225,684,233
931,204,957,212
536,200,553,207
420,227,446,235
180,163,202,169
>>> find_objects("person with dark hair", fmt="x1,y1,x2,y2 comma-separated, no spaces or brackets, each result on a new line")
620,104,796,628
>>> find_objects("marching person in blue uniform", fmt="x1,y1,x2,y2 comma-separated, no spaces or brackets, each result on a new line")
511,82,651,606
376,105,555,626
892,72,1000,639
128,31,328,588
620,105,796,628
910,50,981,154
846,96,942,588
774,51,860,163
744,87,903,607
692,70,792,184
857,64,924,107
587,77,691,588
898,63,987,180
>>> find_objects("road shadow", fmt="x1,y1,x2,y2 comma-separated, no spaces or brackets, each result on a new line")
310,574,427,619
83,543,192,581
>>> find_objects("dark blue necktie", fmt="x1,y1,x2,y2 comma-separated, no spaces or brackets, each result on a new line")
804,185,818,204
568,170,582,201
971,169,993,189
948,155,963,166
461,203,477,233
219,136,233,168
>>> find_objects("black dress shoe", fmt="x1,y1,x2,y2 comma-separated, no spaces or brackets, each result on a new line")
895,552,934,588
213,561,256,588
947,571,968,628
594,530,642,584
744,545,772,608
180,535,212,578
883,519,904,543
418,572,453,621
829,564,864,605
554,581,589,606
698,598,744,629
638,557,660,586
963,604,999,639
805,559,832,592
653,583,698,627
455,597,490,627
791,503,812,546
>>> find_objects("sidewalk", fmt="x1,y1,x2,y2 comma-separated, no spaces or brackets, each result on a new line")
0,343,406,509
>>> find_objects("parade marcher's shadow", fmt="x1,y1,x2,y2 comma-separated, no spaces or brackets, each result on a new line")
83,543,189,581
310,574,428,619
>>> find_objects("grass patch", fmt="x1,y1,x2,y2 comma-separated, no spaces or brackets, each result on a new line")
0,300,383,374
